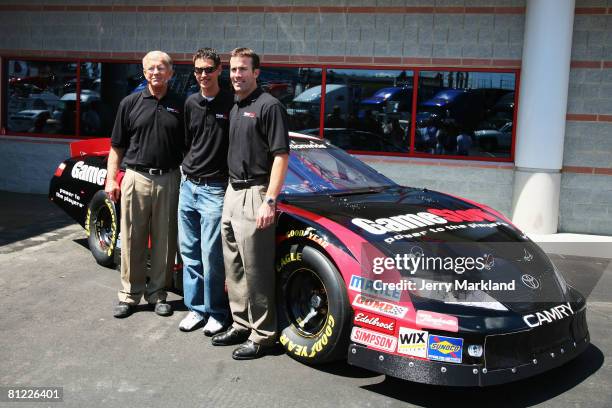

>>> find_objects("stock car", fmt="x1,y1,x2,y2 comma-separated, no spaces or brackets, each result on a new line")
49,133,589,387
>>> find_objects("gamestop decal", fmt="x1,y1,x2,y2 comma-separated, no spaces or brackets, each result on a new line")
427,335,463,364
351,208,509,244
71,161,107,186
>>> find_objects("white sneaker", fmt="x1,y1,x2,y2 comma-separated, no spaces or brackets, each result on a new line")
202,316,225,336
179,311,204,332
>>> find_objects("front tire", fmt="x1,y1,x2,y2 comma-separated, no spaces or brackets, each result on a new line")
86,191,119,267
277,244,352,364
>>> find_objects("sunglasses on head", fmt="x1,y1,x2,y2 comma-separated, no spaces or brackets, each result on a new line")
194,66,217,75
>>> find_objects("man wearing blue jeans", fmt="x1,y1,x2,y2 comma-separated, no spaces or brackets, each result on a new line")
178,48,233,334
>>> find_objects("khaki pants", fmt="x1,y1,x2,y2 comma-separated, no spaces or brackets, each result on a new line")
118,168,180,304
221,183,277,345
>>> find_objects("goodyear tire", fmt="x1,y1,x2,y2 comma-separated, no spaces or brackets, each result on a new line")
277,244,352,364
86,190,119,267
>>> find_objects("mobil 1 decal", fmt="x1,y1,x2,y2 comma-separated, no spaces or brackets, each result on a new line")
427,335,463,364
351,207,510,244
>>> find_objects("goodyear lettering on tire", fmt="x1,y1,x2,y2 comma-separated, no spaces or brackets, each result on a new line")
280,315,335,358
85,209,91,237
104,197,117,256
276,252,302,272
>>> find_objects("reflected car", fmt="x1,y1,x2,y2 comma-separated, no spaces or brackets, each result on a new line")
301,128,407,153
359,86,412,117
8,109,51,132
49,133,589,387
474,122,513,152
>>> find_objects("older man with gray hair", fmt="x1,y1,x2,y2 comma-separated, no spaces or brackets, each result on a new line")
106,50,185,318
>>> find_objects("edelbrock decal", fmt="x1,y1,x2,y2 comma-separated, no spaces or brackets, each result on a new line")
352,294,408,318
397,327,428,358
349,274,401,301
71,161,107,186
353,312,395,334
523,303,574,328
350,327,397,352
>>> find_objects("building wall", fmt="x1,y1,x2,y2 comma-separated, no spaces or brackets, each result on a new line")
0,0,611,234
560,0,612,234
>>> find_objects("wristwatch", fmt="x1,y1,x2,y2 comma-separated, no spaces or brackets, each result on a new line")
265,196,276,206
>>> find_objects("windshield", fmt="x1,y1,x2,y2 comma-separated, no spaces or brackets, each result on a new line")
282,138,397,195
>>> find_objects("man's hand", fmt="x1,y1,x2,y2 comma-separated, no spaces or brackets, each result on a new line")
105,178,121,202
256,201,275,229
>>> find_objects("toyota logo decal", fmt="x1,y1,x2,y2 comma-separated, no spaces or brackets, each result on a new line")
521,274,540,289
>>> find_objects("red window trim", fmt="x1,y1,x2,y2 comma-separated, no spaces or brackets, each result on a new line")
1,55,519,162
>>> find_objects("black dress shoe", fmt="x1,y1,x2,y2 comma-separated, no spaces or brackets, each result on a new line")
113,301,134,318
232,340,274,360
211,327,250,346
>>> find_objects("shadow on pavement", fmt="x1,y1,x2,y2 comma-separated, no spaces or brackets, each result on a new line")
0,191,75,246
361,343,604,407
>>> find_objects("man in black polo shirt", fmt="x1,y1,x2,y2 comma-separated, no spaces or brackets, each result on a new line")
178,48,233,334
211,48,289,360
106,50,184,318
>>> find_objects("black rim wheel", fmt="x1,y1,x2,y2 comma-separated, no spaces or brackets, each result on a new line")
94,205,113,252
285,268,329,337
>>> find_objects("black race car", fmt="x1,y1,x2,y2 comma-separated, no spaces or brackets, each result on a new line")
49,133,589,386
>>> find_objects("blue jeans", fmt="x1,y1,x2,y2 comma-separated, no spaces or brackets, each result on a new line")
178,177,229,322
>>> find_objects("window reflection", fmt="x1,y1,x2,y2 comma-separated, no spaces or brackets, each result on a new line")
416,71,515,158
320,69,413,153
260,67,322,134
7,60,77,135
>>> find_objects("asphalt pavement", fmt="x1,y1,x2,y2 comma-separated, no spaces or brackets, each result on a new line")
1,191,611,408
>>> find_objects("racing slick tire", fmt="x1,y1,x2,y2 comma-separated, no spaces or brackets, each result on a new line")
277,244,352,364
86,190,119,268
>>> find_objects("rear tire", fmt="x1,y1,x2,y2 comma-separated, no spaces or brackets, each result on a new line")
277,244,352,364
86,191,119,267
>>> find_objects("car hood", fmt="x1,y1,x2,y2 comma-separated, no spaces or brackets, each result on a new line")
283,187,569,314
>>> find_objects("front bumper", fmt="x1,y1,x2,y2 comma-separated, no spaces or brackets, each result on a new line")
347,330,589,387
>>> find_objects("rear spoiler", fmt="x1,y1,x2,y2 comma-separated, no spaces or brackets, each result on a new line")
70,138,111,158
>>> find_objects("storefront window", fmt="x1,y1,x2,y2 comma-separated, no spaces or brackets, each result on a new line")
321,68,413,153
6,60,77,135
416,70,516,158
2,58,517,162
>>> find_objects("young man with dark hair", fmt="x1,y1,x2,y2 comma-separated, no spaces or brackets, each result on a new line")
211,48,290,360
178,48,233,334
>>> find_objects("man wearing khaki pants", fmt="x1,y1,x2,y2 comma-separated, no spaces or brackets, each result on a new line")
212,48,289,359
105,51,184,318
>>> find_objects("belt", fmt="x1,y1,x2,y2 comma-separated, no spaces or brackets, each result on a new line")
230,176,269,190
186,174,228,185
128,165,176,175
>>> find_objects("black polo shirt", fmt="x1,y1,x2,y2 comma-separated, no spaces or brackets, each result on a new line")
228,87,289,180
182,89,234,178
110,88,184,170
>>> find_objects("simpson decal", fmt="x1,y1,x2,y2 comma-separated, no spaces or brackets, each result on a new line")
427,335,463,364
350,327,397,352
352,294,408,318
397,327,428,358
